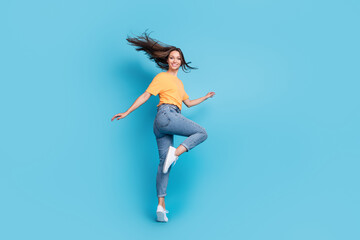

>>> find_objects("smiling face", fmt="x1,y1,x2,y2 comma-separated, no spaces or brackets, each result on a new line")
167,50,182,70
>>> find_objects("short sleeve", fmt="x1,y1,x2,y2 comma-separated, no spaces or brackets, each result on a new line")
183,90,189,101
145,75,162,96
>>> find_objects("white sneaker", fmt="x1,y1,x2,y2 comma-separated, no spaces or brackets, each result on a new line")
163,146,179,174
156,205,168,222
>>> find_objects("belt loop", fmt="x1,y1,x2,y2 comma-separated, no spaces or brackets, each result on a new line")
157,103,181,113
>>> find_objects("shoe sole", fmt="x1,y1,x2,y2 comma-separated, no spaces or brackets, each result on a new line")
156,211,168,222
163,147,175,174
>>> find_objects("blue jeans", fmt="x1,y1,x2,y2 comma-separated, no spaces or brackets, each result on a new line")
153,103,208,197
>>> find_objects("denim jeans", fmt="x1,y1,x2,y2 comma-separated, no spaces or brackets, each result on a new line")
153,103,208,197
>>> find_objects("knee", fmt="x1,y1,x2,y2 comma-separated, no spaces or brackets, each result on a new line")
200,129,208,141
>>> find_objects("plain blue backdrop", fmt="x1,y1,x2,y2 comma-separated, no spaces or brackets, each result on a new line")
1,0,359,239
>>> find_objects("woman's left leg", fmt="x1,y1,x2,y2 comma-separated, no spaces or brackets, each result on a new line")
153,123,174,202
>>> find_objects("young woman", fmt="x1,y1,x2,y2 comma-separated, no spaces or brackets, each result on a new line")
111,31,215,222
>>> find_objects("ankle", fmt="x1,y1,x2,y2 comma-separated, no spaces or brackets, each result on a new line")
175,150,181,157
175,144,187,156
158,201,165,208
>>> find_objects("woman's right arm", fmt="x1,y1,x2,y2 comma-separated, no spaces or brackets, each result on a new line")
111,91,151,121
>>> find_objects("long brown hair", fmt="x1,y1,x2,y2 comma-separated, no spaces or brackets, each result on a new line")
126,30,197,73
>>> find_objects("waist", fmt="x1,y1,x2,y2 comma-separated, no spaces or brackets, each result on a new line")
157,103,181,113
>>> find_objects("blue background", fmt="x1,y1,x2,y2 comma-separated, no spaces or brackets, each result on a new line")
1,0,359,239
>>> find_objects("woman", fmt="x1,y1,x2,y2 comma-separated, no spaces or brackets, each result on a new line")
111,31,215,222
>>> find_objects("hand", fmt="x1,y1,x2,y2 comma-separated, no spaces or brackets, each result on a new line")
111,112,128,121
205,92,215,99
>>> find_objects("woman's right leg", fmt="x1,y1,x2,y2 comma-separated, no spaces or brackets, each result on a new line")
162,109,208,153
153,105,208,208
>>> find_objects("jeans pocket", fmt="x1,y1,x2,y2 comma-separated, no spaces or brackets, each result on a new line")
155,111,171,128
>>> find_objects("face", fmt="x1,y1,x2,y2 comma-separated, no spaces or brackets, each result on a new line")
167,50,182,70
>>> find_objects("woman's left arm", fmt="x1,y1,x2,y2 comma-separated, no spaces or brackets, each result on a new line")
183,92,215,108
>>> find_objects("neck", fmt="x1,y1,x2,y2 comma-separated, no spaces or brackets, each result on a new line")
166,69,178,77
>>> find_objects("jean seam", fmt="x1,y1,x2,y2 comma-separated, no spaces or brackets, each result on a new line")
155,111,171,128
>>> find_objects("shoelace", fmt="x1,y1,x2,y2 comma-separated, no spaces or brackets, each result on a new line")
158,206,169,214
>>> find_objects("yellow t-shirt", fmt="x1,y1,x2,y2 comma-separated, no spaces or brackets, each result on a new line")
146,72,189,110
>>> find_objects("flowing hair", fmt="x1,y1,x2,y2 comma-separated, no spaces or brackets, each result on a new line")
126,30,198,73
